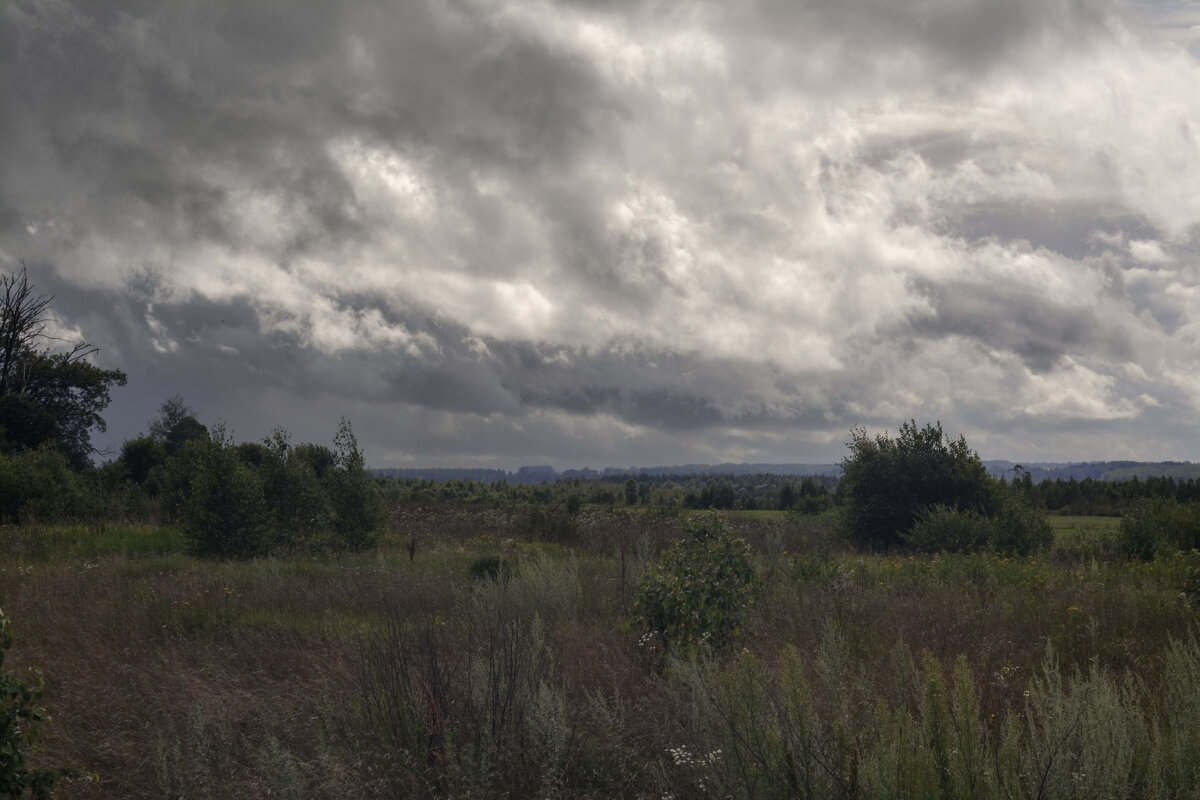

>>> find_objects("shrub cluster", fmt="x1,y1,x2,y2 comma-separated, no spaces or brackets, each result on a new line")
1119,498,1200,559
905,488,1052,556
840,421,1052,556
167,420,384,558
0,446,107,524
838,421,994,550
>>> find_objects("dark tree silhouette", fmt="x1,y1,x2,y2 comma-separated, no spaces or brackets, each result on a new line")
0,263,126,467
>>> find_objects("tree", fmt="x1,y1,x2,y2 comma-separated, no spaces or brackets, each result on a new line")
171,427,270,559
0,264,126,468
324,418,384,551
838,420,993,550
258,429,331,546
149,395,206,455
118,435,167,485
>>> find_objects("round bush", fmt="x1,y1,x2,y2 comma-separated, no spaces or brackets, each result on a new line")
632,511,759,652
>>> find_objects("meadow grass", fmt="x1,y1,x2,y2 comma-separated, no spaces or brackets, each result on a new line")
2,514,1197,798
0,522,186,561
1049,514,1121,530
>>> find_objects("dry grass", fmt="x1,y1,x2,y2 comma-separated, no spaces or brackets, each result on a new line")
0,512,1197,797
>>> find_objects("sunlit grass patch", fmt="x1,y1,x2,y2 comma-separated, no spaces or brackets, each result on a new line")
0,522,186,561
1050,514,1121,530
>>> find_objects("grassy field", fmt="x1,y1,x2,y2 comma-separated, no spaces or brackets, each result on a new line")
3,510,1199,798
1048,514,1121,530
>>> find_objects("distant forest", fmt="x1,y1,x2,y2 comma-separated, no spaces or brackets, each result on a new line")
375,459,1200,485
373,460,1200,517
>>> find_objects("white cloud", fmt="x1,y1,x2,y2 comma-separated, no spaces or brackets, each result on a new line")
5,0,1200,465
1130,239,1172,263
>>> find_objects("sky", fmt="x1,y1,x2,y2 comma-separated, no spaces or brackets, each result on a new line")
3,0,1200,469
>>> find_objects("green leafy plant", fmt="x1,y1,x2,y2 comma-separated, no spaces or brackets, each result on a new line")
164,419,383,558
632,511,759,652
0,610,90,798
0,446,104,524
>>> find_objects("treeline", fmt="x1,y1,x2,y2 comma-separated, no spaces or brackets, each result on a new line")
1004,472,1200,516
377,464,1198,519
111,400,383,557
1,394,383,558
375,471,839,512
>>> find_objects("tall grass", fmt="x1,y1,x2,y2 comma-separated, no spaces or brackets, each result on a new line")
1,514,1199,797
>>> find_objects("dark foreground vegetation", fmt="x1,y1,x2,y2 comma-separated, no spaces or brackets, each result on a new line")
5,267,1200,796
3,504,1200,799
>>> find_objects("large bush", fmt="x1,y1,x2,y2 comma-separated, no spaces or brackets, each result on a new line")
258,430,332,547
1119,498,1200,559
905,486,1052,557
166,421,384,558
632,511,758,652
0,446,104,524
838,421,995,550
904,505,993,554
987,485,1054,556
171,429,270,559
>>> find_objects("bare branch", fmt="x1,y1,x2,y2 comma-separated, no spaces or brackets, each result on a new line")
0,262,55,395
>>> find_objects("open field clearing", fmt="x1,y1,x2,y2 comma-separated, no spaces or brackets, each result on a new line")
1048,515,1122,530
3,510,1200,798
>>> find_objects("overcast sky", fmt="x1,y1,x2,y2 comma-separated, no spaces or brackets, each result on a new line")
4,0,1200,469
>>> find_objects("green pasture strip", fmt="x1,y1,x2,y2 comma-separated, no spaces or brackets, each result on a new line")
722,508,789,520
0,523,186,561
1049,515,1121,530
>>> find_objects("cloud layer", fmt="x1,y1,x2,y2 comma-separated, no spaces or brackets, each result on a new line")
3,0,1200,466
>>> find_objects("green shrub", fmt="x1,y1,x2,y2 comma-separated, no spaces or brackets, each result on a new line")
904,505,992,554
838,421,994,550
259,429,331,547
0,611,90,797
1120,499,1200,559
986,487,1053,556
118,435,167,486
904,489,1050,557
632,511,758,652
171,430,270,559
163,420,383,558
0,446,103,524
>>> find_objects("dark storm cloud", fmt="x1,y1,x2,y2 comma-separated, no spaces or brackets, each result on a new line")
4,0,1200,466
907,277,1135,373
